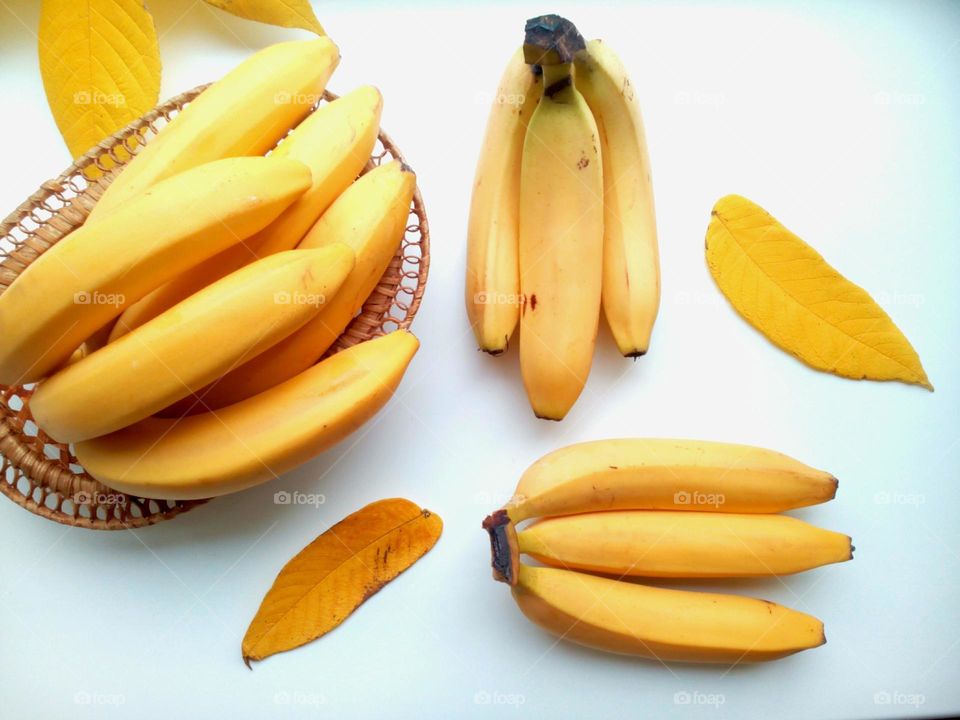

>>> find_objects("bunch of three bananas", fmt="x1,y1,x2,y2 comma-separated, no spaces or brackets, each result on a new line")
484,438,852,663
466,15,659,420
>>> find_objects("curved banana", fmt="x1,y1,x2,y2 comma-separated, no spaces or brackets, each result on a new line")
465,48,542,354
90,38,339,220
574,39,659,357
30,247,354,443
519,22,604,420
511,564,825,663
0,157,311,385
505,439,838,522
109,85,382,341
75,330,419,500
518,510,852,577
177,160,416,412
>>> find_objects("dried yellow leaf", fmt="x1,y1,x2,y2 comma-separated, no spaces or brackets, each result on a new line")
706,195,931,390
203,0,325,35
38,0,161,158
242,498,442,666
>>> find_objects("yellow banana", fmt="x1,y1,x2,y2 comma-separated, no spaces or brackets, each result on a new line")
109,85,382,341
30,247,354,444
465,48,542,354
75,330,419,500
178,160,416,412
517,510,852,577
504,438,838,522
510,564,825,663
574,39,659,356
90,38,339,220
519,20,604,420
0,157,311,385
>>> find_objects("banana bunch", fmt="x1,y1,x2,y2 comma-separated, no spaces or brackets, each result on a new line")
0,38,419,499
466,15,659,420
483,439,852,663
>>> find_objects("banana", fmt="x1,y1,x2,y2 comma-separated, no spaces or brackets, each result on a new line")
109,85,382,341
465,48,542,354
574,39,660,357
519,18,604,420
510,564,825,663
517,510,852,577
504,439,838,522
30,247,355,444
74,330,419,500
175,160,416,412
0,157,311,385
89,38,339,220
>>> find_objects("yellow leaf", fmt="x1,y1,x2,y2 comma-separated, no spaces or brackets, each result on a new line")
706,195,932,390
242,498,443,665
203,0,325,35
38,0,162,158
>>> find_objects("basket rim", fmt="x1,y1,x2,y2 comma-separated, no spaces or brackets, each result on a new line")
0,85,429,530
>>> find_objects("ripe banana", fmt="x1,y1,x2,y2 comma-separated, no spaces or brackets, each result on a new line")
75,330,419,500
465,48,542,354
109,85,382,341
504,439,838,522
30,247,355,444
574,39,660,356
517,510,852,577
90,38,339,220
519,19,604,420
511,564,825,663
178,160,416,412
0,157,311,385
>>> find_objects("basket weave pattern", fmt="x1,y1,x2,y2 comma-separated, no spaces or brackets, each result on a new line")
0,87,429,530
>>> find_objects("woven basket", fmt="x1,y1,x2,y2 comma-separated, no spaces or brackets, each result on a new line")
0,87,429,530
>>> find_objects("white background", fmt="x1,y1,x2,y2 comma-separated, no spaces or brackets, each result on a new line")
1,1,959,718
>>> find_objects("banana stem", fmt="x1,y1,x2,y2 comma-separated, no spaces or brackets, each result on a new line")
523,14,585,66
482,510,520,586
540,63,575,103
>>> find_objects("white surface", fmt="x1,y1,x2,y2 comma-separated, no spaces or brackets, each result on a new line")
1,1,958,718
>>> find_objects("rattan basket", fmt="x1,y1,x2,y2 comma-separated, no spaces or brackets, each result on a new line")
0,87,429,530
